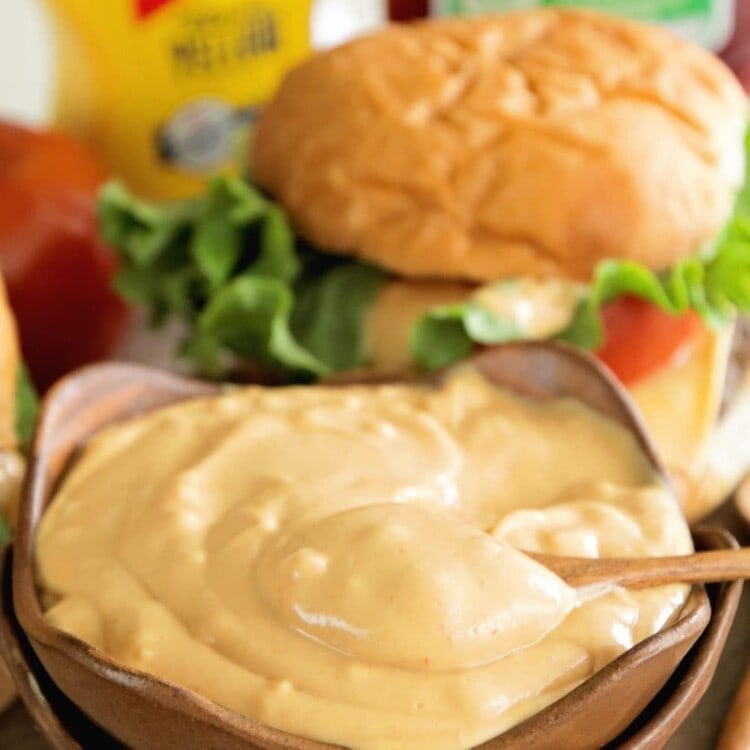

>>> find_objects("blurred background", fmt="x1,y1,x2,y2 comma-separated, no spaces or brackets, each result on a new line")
1,1,747,126
0,0,53,124
0,0,388,125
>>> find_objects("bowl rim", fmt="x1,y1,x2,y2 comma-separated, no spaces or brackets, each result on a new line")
616,526,744,748
1,532,741,750
8,346,739,749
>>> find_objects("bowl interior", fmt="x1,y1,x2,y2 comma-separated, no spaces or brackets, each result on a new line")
9,345,742,749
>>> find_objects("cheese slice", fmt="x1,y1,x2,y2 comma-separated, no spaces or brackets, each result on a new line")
629,324,734,519
699,368,750,514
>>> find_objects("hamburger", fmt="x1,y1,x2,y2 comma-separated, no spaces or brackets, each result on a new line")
101,9,750,519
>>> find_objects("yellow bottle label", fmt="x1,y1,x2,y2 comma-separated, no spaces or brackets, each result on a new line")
46,0,313,199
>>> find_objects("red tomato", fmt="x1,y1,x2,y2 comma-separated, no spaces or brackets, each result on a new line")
595,296,703,386
0,123,130,391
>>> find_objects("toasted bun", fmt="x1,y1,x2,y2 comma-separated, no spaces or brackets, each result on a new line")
0,276,17,449
254,10,747,283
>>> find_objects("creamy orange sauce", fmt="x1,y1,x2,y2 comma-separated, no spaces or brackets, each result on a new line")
36,367,692,750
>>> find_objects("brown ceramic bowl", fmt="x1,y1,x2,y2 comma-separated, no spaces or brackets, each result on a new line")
8,344,745,750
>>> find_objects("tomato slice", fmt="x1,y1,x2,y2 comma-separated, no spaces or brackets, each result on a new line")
595,296,703,386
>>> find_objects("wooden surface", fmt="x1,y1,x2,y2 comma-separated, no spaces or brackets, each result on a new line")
0,499,747,750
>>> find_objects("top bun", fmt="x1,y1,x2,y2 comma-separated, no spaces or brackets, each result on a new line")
254,10,748,283
0,276,18,449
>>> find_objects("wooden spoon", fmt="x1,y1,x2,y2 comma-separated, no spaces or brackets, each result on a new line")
530,548,750,589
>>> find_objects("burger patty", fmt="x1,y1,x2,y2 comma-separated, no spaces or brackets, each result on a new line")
723,316,750,415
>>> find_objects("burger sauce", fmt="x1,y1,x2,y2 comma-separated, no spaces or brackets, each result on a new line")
37,366,693,750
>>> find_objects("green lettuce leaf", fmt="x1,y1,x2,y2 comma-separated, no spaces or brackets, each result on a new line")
101,177,387,379
292,263,388,372
411,302,522,372
15,365,38,452
0,365,39,544
561,224,750,351
734,127,750,220
184,276,328,377
0,514,9,547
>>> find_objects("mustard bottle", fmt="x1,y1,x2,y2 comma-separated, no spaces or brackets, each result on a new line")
45,0,314,199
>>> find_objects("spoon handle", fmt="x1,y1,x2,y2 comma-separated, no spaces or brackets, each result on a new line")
530,548,750,589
